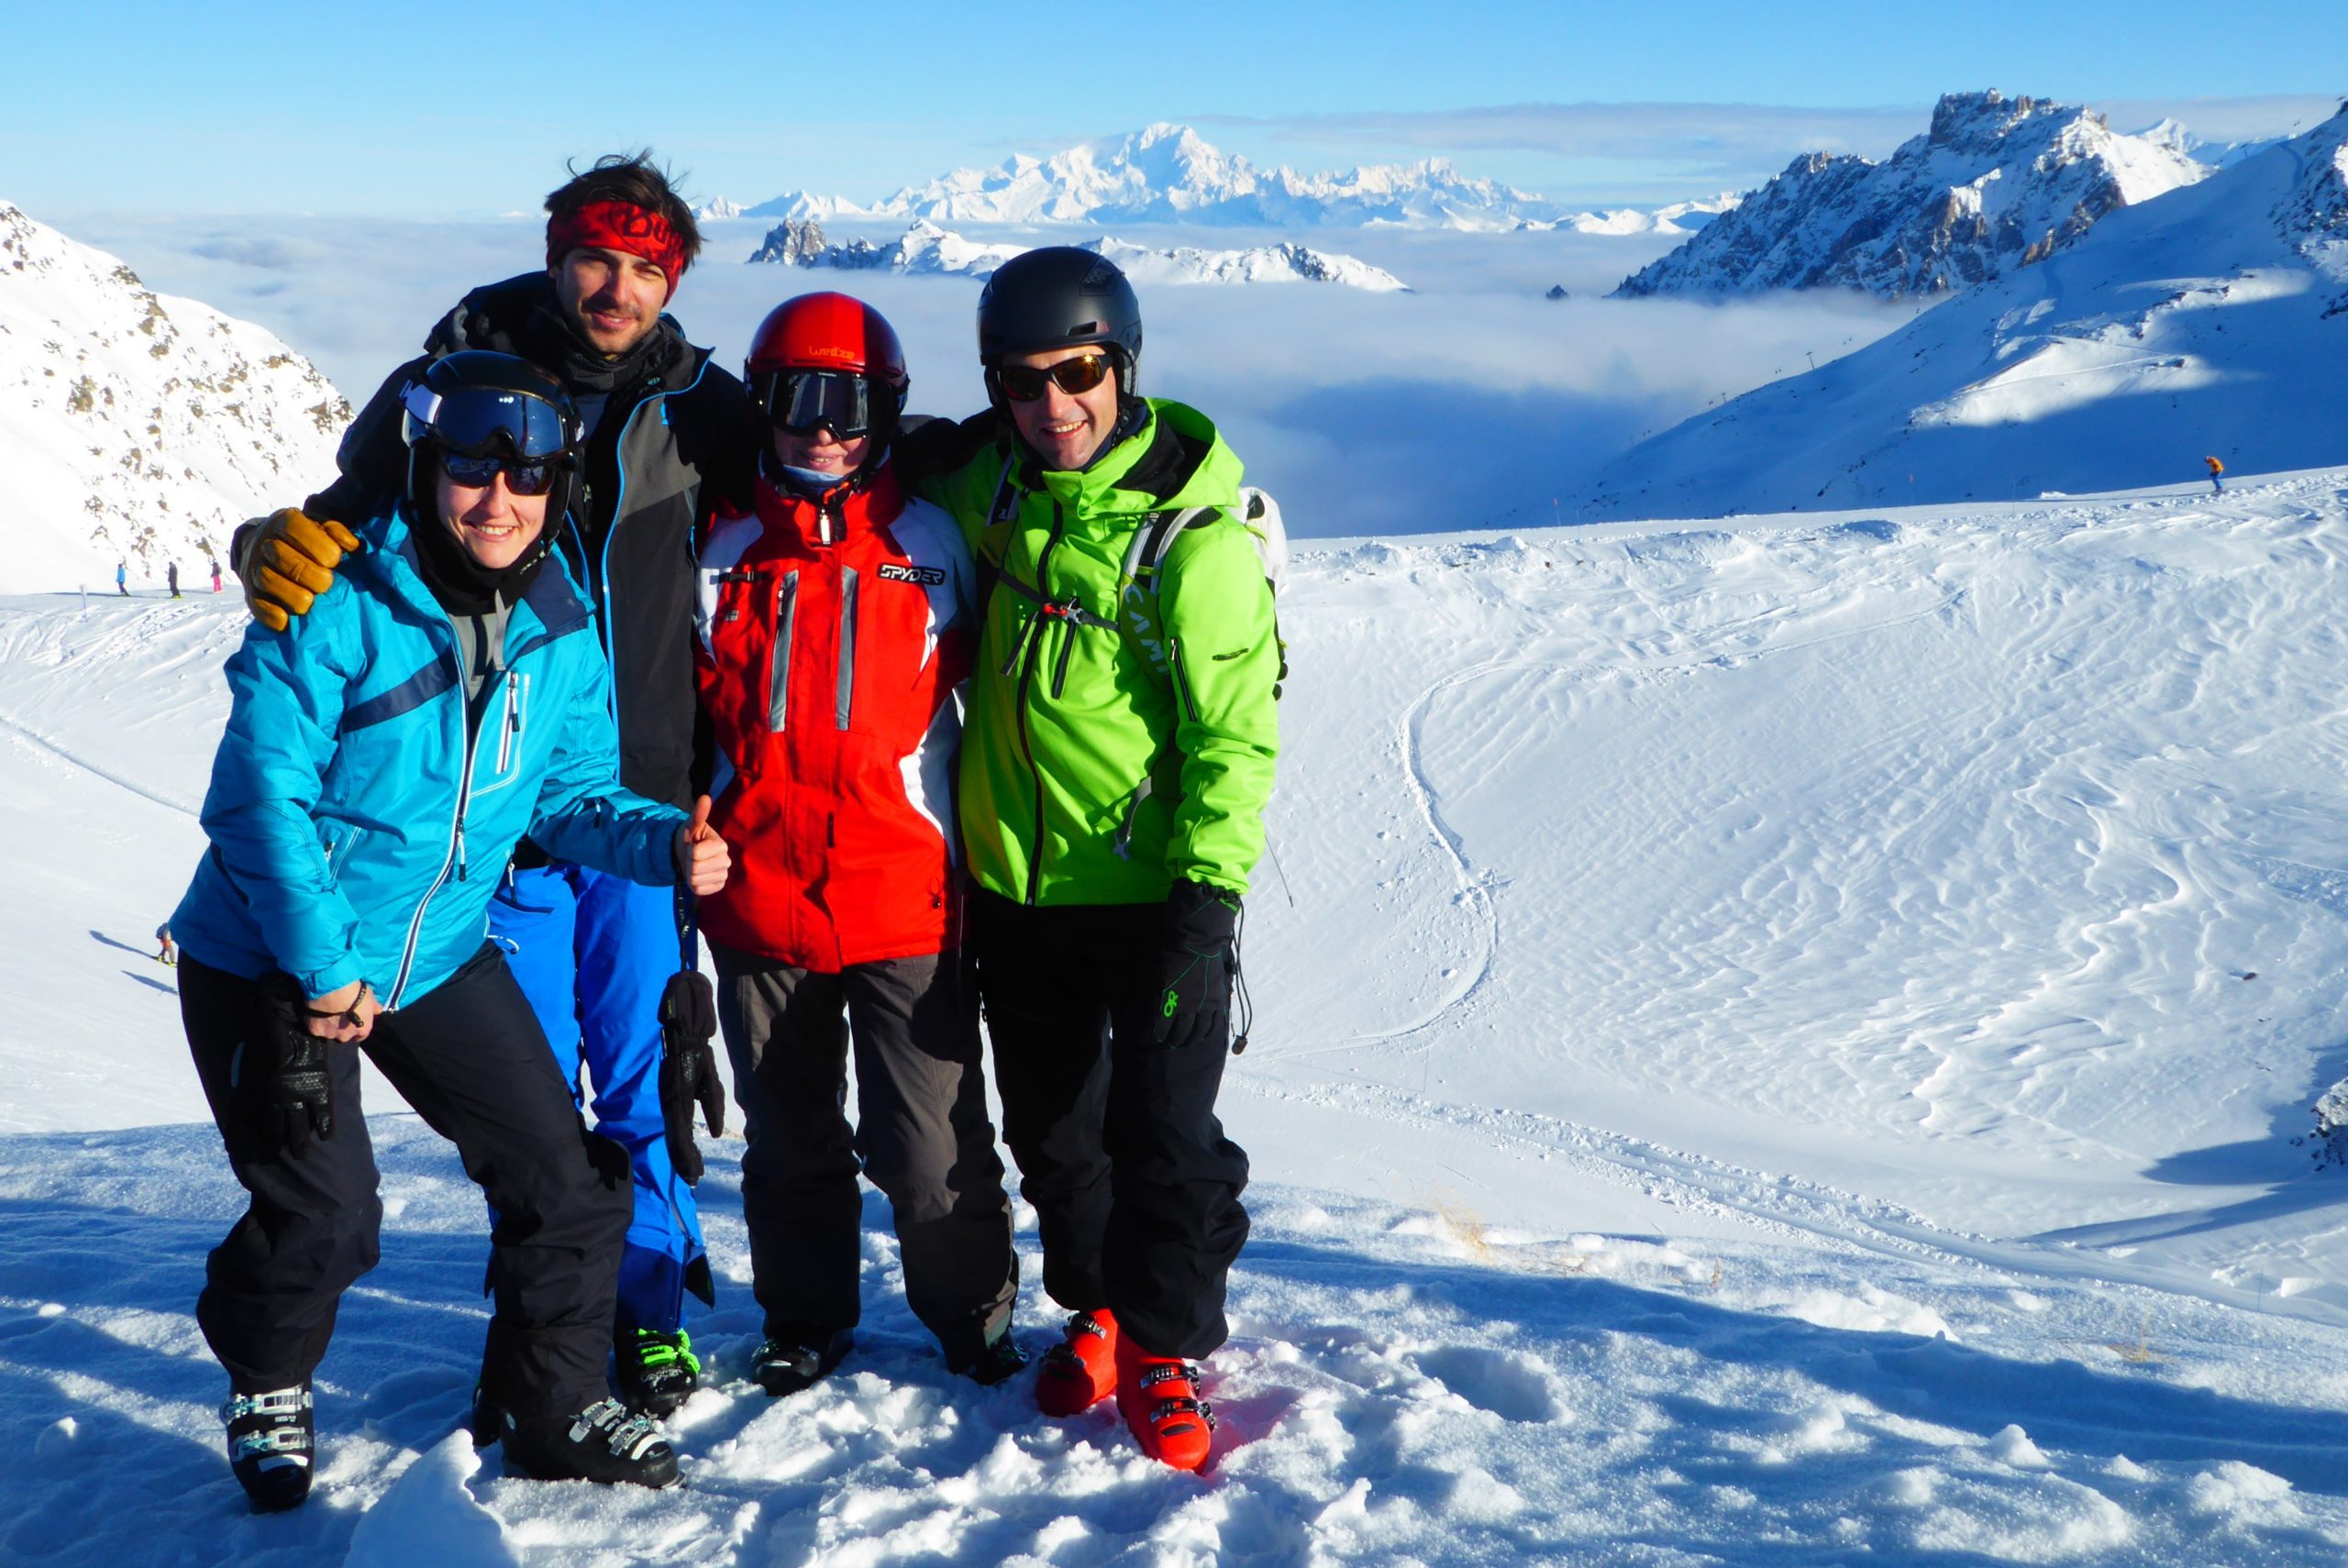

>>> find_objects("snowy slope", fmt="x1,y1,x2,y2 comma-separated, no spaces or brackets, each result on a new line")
741,124,1567,231
0,201,349,592
7,465,2348,1562
1580,105,2348,521
1616,91,2209,300
748,218,1410,291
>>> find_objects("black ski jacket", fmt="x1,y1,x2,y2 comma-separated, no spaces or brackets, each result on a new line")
306,272,760,809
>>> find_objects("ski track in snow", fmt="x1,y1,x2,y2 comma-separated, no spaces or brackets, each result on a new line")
8,477,2348,1562
0,711,200,818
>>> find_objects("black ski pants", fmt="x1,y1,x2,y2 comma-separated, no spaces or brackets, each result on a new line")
710,943,1016,1366
180,945,630,1417
969,889,1250,1362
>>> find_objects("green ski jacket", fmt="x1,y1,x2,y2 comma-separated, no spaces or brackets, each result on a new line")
928,400,1280,907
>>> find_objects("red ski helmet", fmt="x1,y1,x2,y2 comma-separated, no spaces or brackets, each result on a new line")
745,293,908,446
747,292,909,387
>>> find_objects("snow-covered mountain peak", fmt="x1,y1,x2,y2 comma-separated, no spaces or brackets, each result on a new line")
740,125,1566,230
745,218,1408,291
1580,107,2348,522
0,201,349,591
1922,88,2061,156
1615,89,2209,301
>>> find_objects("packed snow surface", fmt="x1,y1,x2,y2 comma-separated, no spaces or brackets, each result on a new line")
6,463,2348,1563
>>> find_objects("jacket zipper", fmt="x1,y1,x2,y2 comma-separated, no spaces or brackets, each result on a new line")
325,824,367,878
493,670,522,773
1050,612,1076,700
389,657,495,1005
1169,637,1203,724
1015,500,1068,905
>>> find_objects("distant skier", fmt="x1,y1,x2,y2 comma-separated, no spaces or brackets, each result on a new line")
167,561,182,599
2205,455,2224,494
210,558,223,593
116,560,128,597
155,923,176,966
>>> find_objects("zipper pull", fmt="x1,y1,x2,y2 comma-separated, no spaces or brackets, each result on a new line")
455,817,468,882
1001,612,1035,677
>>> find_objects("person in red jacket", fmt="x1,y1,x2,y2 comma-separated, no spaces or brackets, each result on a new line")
693,293,1021,1394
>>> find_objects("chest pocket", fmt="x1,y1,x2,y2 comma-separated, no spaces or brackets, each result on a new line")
702,564,797,745
843,561,950,740
470,670,531,798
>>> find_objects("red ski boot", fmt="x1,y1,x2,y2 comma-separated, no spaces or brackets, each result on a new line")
1036,1309,1119,1417
1115,1336,1216,1472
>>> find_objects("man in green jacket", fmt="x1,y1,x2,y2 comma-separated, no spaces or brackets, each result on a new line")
916,248,1279,1472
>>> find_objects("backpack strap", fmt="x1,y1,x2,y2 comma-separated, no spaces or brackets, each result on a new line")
970,448,1021,618
1117,505,1220,679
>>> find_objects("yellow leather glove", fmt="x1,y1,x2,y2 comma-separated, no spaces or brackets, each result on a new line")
239,509,362,632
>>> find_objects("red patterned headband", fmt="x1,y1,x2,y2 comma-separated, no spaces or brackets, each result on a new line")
546,200,688,299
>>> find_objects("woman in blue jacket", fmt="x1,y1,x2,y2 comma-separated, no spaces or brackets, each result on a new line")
171,352,729,1510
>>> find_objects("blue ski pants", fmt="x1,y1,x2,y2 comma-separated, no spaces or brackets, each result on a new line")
492,861,709,1333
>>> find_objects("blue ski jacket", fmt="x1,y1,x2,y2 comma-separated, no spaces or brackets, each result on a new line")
172,504,687,1007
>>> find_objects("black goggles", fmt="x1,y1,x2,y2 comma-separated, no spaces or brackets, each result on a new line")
994,353,1113,403
402,381,577,462
753,370,876,439
441,451,561,497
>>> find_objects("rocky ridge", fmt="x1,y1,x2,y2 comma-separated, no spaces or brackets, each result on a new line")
0,200,349,591
1613,91,2209,300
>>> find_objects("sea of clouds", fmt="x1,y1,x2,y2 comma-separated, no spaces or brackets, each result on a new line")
46,208,1916,538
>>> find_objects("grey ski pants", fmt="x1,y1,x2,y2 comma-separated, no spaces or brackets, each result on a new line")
708,944,1016,1367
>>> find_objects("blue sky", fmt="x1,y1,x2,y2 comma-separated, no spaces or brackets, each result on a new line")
5,1,2342,216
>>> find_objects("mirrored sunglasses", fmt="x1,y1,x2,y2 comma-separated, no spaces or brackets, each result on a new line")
442,451,560,497
995,353,1113,403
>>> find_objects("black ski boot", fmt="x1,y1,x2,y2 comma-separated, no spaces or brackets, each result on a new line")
750,1326,853,1397
958,1328,1029,1387
615,1327,702,1419
501,1398,680,1488
222,1382,315,1512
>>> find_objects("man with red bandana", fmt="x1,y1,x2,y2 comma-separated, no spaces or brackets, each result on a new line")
232,152,762,1426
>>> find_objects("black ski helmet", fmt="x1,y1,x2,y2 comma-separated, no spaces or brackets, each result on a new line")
399,350,583,525
977,246,1143,393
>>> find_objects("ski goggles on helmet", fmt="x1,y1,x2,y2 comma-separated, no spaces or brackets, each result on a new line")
401,380,577,463
755,369,876,439
440,451,562,496
993,352,1113,403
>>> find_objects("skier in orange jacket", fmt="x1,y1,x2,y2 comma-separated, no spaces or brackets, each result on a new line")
2205,456,2224,494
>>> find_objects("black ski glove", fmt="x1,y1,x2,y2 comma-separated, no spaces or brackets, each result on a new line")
1151,879,1240,1050
238,976,337,1155
657,970,727,1184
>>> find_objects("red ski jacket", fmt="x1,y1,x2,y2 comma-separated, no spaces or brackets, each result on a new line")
693,462,978,970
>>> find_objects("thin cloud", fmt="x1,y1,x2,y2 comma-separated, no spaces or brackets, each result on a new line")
1202,94,2346,188
1201,103,1927,175
2087,93,2345,142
